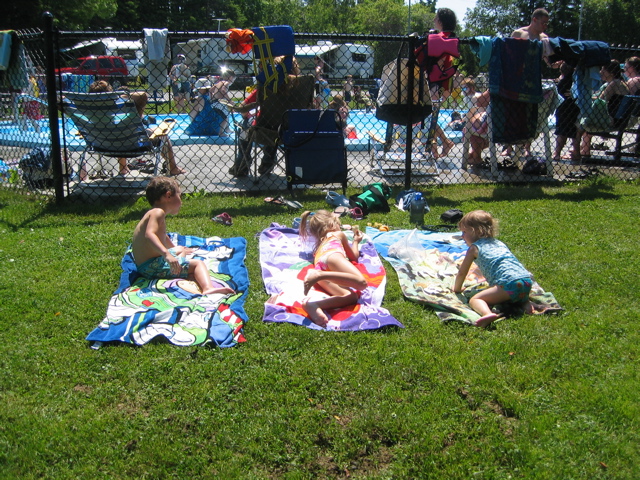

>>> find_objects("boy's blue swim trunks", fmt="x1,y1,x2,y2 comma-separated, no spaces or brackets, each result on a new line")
136,247,190,279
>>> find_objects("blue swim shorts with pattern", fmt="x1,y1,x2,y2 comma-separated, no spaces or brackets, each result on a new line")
501,278,533,303
136,248,190,279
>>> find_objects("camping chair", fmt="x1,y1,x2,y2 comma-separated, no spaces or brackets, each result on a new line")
64,91,173,181
233,75,316,178
367,120,440,177
281,109,348,194
584,95,640,165
368,130,441,177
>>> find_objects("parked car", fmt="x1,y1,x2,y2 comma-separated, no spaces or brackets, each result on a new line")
57,55,130,88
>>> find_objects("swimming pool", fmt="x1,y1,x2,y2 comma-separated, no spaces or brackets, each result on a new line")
0,108,465,152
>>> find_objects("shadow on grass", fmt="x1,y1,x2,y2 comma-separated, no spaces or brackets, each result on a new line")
1,179,630,232
0,193,142,231
469,177,621,204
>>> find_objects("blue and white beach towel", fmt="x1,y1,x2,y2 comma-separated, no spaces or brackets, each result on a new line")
86,234,249,348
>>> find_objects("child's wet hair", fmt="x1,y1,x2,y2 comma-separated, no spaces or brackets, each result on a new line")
145,176,180,205
299,209,341,248
458,210,498,238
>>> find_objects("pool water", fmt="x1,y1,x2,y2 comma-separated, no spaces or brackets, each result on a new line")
0,108,465,152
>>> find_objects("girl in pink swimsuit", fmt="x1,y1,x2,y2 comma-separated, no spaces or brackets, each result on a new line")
299,210,368,327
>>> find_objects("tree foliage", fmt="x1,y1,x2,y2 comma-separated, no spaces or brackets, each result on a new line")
3,0,640,48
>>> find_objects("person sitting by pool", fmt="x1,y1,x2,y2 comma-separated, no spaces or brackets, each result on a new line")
88,80,186,176
352,86,373,112
208,70,237,137
328,95,357,139
185,77,226,137
447,111,466,131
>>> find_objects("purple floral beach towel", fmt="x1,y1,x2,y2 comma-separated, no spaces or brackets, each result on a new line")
258,224,403,331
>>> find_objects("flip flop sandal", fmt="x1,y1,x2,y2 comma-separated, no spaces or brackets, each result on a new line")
211,212,233,226
333,206,349,217
349,207,364,220
498,159,518,170
325,190,350,208
283,198,304,209
264,196,303,209
264,196,285,205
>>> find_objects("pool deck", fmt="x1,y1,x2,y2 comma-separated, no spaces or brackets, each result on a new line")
1,111,639,199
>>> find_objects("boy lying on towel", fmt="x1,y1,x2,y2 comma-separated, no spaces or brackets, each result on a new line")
132,176,235,295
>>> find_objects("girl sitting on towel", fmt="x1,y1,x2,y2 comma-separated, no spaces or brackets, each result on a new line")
454,210,534,327
299,210,367,327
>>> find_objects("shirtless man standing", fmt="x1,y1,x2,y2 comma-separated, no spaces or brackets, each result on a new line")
511,8,550,41
503,8,551,158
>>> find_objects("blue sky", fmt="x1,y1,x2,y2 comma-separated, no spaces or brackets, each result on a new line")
439,0,477,27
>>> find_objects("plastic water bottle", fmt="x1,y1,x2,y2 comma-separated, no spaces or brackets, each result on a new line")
409,193,426,225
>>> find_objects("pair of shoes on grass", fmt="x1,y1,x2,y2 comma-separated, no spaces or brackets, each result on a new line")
264,196,303,209
211,212,233,226
333,206,363,220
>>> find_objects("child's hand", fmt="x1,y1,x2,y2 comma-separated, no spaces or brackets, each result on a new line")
164,251,181,275
352,225,363,243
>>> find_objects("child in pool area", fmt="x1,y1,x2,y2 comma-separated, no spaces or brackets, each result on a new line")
132,176,234,296
299,210,368,327
453,210,533,327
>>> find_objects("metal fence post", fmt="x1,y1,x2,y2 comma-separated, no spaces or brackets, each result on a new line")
404,35,416,190
42,12,64,203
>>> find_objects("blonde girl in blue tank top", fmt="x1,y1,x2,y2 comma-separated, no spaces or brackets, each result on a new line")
454,210,533,327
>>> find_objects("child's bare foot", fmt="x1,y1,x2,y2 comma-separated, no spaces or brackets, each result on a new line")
475,313,503,328
202,286,235,295
524,301,544,314
302,297,328,327
303,269,320,295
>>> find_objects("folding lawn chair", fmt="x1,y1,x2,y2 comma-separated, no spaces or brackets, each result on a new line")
584,94,640,165
64,91,173,182
232,75,316,178
368,115,441,178
280,109,348,195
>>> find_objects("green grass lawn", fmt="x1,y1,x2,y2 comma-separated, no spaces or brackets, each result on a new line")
0,178,639,479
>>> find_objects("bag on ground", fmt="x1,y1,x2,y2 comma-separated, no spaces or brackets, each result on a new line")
522,156,548,175
440,209,464,223
350,182,392,216
395,189,429,212
19,147,53,189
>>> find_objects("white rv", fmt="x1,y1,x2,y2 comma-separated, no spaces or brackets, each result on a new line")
295,42,374,79
174,38,253,76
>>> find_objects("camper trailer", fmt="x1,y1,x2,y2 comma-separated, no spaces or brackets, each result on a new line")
174,38,252,76
295,42,374,80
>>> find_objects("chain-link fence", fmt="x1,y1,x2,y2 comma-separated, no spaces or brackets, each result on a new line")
1,22,640,204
